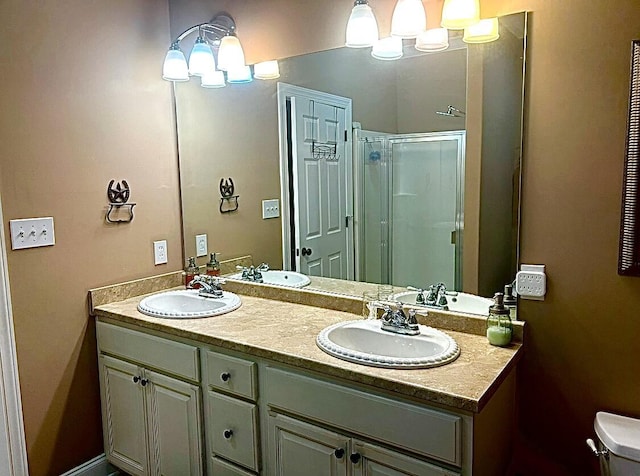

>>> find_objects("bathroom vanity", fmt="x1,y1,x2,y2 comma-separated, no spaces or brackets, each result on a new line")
91,278,522,476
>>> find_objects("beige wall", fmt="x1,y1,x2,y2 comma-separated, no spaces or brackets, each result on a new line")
0,1,180,474
1,0,639,474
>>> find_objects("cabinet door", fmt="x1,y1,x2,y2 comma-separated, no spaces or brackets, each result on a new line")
351,440,460,476
268,412,349,476
145,369,203,476
99,355,148,476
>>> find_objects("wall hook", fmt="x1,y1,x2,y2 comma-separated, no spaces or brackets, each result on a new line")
106,179,136,223
219,177,239,213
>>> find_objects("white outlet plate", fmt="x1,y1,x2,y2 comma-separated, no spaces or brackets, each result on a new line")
515,264,546,300
153,240,168,265
262,199,280,219
10,217,55,250
195,234,207,257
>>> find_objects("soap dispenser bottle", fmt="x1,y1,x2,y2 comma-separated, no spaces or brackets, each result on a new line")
503,284,518,320
185,257,199,288
206,252,220,276
486,292,513,347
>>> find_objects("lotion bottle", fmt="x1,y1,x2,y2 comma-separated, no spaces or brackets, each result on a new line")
185,257,199,288
206,252,220,276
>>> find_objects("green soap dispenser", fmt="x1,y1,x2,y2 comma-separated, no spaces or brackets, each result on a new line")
206,252,220,276
486,293,513,347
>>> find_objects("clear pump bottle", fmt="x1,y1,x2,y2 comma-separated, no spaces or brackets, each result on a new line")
206,252,220,276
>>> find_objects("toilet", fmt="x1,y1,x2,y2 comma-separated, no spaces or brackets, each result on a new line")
589,411,640,475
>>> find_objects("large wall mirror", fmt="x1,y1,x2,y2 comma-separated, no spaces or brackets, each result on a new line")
174,11,528,306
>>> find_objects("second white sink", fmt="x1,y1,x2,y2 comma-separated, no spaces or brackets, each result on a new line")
316,320,460,369
137,290,241,319
229,270,311,288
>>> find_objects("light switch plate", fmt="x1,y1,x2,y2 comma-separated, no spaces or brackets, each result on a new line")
195,234,207,257
262,199,280,219
153,240,168,265
10,217,55,250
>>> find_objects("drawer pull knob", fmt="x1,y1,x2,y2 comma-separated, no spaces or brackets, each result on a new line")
132,376,140,383
334,448,345,459
140,378,148,387
220,372,231,382
350,453,361,464
223,429,233,439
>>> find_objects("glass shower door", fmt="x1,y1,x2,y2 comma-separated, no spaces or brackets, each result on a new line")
389,133,464,289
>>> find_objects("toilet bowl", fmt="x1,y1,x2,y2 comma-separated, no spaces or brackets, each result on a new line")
587,411,640,475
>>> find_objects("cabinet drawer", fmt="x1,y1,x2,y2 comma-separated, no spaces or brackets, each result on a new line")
211,457,256,476
97,321,199,382
265,367,462,467
208,391,259,471
205,350,257,401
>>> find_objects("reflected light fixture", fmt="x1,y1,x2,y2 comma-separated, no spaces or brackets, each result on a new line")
345,0,379,48
162,13,277,87
463,17,499,43
371,36,403,61
162,44,189,81
391,0,427,39
415,28,449,52
188,35,216,77
441,0,480,29
217,34,246,71
254,60,280,80
227,65,253,83
201,70,226,88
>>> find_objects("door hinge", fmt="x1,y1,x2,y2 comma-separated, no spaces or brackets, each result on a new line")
296,248,300,257
344,130,348,141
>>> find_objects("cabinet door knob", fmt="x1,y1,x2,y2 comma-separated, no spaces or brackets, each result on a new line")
334,448,345,459
220,372,231,382
349,453,361,464
132,376,140,383
223,429,233,439
140,378,148,387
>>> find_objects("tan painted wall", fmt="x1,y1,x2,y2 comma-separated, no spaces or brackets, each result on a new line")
0,1,180,474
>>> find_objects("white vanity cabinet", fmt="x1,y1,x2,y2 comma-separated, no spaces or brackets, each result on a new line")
96,321,203,475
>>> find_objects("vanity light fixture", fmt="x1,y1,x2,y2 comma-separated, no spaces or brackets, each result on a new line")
390,0,427,39
254,60,280,80
371,36,404,61
463,17,499,43
217,34,246,71
201,70,226,88
188,35,216,77
345,0,379,48
162,44,189,81
415,28,449,52
227,65,253,83
441,0,481,29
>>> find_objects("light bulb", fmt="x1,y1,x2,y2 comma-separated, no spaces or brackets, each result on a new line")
201,70,226,88
463,18,500,43
188,37,216,77
217,35,246,71
254,60,280,80
371,37,403,61
441,0,480,29
415,28,449,52
227,65,253,83
162,45,189,81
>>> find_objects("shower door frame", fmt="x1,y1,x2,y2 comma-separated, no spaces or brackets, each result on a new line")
354,129,465,288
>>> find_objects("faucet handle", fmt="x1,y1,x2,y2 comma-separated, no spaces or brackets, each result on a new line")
256,263,270,271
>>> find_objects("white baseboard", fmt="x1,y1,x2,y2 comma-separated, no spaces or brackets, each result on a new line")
59,454,119,476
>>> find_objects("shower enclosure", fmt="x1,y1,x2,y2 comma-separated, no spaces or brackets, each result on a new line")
354,129,465,290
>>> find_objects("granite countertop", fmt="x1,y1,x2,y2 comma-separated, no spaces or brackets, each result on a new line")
93,287,522,414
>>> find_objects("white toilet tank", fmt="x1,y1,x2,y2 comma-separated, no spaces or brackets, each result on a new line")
594,411,640,475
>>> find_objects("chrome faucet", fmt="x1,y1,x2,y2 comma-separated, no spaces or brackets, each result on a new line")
408,283,457,310
236,265,266,283
377,302,426,336
188,275,225,298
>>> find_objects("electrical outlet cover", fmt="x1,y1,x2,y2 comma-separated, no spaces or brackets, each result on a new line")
154,240,168,265
195,234,207,257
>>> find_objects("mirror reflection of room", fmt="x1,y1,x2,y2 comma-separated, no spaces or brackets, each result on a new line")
174,9,526,307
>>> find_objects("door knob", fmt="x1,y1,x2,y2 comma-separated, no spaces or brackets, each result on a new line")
301,247,313,257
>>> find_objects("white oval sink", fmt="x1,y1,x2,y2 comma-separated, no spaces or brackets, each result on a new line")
316,320,460,369
228,270,310,288
137,290,241,319
392,291,494,316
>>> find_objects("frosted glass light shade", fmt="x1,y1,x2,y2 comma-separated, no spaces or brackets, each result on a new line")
254,60,280,80
415,28,449,52
371,36,403,61
188,38,216,77
201,70,226,88
217,35,246,71
391,0,427,39
345,2,379,48
463,18,500,43
162,46,189,81
441,0,480,29
227,65,253,83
